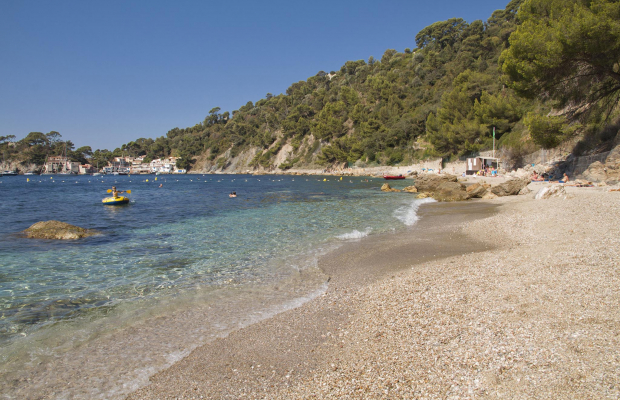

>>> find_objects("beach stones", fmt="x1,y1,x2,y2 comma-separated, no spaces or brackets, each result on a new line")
21,220,100,240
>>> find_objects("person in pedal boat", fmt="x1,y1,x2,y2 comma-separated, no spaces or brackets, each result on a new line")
111,186,126,197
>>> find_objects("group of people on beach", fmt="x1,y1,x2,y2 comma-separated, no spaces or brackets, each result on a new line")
530,171,570,183
476,166,497,177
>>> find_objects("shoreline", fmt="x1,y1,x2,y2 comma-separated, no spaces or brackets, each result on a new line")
127,199,502,398
128,186,620,399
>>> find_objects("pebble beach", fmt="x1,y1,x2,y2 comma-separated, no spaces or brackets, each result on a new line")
128,184,620,399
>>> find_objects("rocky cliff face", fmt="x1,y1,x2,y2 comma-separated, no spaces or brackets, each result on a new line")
192,134,323,174
581,140,620,184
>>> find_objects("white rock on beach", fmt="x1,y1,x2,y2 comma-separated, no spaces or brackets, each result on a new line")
535,184,567,199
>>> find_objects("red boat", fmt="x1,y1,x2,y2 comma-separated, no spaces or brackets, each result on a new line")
383,175,405,180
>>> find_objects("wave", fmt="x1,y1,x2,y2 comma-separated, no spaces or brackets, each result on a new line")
393,197,436,226
336,228,372,240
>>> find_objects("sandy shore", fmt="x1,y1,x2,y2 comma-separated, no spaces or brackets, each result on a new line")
128,185,620,399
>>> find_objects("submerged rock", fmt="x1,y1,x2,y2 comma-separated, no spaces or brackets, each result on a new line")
21,220,100,240
381,183,401,192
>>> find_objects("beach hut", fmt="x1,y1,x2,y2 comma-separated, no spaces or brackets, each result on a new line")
466,157,500,175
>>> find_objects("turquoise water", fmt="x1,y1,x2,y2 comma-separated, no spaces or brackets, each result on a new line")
0,173,431,398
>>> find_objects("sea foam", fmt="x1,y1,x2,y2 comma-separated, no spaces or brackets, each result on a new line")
393,197,436,226
336,228,372,240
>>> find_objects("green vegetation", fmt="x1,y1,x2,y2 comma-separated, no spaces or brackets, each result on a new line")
0,132,95,166
4,0,619,172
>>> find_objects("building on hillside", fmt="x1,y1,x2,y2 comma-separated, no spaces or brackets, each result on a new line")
130,164,152,174
150,157,178,174
44,156,80,174
132,156,146,165
79,164,95,174
108,157,132,174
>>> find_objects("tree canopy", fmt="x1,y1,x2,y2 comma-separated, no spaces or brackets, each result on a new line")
501,0,620,119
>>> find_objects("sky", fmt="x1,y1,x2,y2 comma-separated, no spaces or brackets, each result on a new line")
1,0,511,151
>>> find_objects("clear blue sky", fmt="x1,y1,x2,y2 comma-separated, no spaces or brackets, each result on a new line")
1,0,510,151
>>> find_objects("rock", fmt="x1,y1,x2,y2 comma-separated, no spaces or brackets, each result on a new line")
535,184,567,199
432,181,470,202
416,193,431,199
581,161,607,182
482,191,498,199
403,186,418,193
490,178,530,197
21,220,100,240
413,174,459,192
381,183,401,192
465,183,487,198
519,186,532,195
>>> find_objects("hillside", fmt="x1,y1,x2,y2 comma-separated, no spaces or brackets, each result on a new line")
143,0,528,173
3,0,619,174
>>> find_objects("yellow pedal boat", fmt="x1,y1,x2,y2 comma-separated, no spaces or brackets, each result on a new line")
102,196,130,205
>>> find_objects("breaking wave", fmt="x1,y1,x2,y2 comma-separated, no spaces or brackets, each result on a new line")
393,197,436,226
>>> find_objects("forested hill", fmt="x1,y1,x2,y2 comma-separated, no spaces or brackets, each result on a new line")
125,0,528,171
4,0,619,172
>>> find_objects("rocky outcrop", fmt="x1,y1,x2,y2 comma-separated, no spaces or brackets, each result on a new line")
432,182,470,202
465,183,488,198
535,184,567,200
381,183,401,192
413,174,459,192
490,178,530,197
582,161,608,182
482,191,498,199
21,221,100,240
403,186,418,193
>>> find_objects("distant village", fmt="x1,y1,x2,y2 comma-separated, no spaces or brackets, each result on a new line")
44,155,186,175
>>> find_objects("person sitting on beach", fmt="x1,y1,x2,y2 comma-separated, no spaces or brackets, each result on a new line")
531,172,543,181
561,173,569,183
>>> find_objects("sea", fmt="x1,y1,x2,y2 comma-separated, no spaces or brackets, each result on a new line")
0,173,434,398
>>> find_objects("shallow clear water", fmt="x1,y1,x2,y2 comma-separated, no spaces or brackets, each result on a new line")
0,173,431,398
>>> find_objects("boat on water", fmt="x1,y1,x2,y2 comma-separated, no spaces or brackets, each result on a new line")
102,196,130,205
1,171,18,176
383,175,405,180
